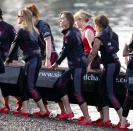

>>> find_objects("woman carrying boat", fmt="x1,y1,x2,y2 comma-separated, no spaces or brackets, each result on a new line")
25,3,58,67
24,3,62,116
74,10,100,72
115,34,133,130
87,15,124,127
0,8,21,113
5,9,47,117
74,10,103,123
50,11,92,125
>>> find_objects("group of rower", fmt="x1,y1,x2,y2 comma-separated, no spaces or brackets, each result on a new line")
0,3,133,130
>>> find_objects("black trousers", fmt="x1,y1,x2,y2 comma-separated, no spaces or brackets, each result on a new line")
18,56,42,102
53,68,85,105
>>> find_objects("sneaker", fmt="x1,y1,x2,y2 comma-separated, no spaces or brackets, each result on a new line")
113,123,129,130
32,111,50,117
117,126,128,131
13,111,21,115
112,120,130,128
67,112,74,118
56,112,74,119
0,107,10,113
78,120,93,125
20,112,30,117
44,111,50,117
55,113,63,118
92,118,102,124
13,111,30,117
76,116,85,121
96,120,112,127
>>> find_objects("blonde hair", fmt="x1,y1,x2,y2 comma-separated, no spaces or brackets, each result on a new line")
25,3,40,18
18,9,39,40
74,10,92,22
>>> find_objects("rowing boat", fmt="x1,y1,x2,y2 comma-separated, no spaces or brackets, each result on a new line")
0,64,127,107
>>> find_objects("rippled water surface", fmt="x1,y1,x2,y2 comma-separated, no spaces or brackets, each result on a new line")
0,1,133,94
1,0,133,67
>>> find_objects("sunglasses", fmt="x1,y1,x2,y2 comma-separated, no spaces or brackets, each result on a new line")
18,15,23,17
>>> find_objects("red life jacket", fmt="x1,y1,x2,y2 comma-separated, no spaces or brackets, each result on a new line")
82,25,95,55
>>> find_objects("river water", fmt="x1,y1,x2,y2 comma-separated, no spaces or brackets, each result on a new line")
0,0,133,129
1,0,133,68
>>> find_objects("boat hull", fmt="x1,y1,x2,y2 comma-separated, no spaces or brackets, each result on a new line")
0,65,127,107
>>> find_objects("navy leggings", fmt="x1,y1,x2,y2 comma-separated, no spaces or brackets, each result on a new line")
19,56,42,102
98,61,121,110
54,68,85,105
123,68,133,117
123,90,133,117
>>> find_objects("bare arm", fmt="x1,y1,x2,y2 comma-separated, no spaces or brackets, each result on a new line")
85,29,95,49
123,43,129,57
123,43,129,65
38,21,53,67
88,38,101,65
44,36,52,67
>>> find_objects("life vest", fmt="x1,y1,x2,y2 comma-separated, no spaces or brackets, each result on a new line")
96,27,119,55
82,25,95,55
95,27,119,64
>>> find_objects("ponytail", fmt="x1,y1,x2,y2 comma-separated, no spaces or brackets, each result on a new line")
108,26,113,38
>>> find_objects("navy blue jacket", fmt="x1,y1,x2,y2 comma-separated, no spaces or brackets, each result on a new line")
96,27,119,64
56,27,86,68
36,20,56,60
0,21,16,73
0,21,16,60
7,28,41,62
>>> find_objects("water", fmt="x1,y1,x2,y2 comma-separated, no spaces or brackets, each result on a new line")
1,0,133,129
1,0,133,68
